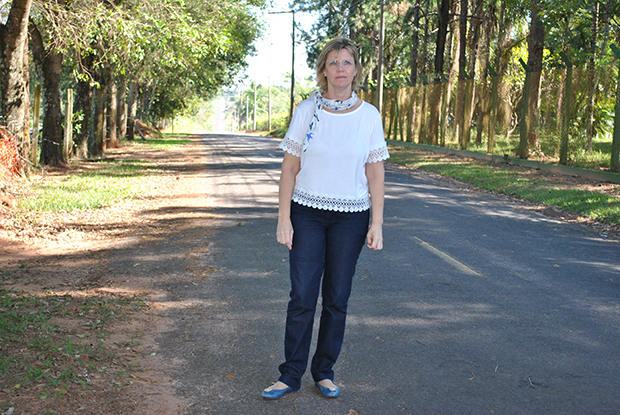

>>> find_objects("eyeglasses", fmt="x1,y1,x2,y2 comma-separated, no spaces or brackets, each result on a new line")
327,60,354,68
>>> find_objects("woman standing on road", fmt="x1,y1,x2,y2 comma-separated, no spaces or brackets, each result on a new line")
261,38,389,400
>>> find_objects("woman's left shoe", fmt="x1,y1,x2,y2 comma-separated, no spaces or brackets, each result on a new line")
315,380,341,398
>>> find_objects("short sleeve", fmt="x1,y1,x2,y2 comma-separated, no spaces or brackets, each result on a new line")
279,99,314,157
367,112,390,164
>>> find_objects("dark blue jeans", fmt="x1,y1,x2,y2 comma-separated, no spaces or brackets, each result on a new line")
278,201,369,390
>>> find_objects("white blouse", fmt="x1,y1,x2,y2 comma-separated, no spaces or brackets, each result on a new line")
279,98,390,212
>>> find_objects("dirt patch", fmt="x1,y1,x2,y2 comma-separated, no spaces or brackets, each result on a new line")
0,138,213,414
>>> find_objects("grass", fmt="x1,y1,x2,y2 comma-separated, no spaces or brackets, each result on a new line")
388,144,620,227
17,135,197,212
426,128,615,171
140,133,193,149
19,159,155,212
0,287,144,394
17,135,195,212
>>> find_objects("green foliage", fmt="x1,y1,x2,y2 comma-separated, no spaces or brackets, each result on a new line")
30,0,267,123
389,145,620,226
18,159,156,212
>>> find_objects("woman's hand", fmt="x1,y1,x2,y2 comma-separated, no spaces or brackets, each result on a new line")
277,217,294,250
277,153,300,251
366,223,383,250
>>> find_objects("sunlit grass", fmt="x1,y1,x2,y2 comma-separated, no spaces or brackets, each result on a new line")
19,159,156,212
388,145,620,226
139,134,193,149
414,129,615,170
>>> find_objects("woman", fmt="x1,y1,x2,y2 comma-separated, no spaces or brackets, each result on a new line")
262,38,389,400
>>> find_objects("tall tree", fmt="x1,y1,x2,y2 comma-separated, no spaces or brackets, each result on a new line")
0,0,32,164
475,0,497,145
456,0,468,149
585,1,600,152
462,0,483,148
427,0,450,145
526,0,545,153
29,19,65,166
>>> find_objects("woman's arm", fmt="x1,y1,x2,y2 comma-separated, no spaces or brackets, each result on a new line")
365,161,385,250
277,152,301,250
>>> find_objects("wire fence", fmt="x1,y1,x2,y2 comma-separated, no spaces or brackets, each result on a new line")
0,126,22,186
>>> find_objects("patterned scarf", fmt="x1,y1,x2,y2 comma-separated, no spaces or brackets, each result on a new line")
303,89,359,152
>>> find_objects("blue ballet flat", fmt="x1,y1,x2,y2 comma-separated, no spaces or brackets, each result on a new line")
261,384,296,400
315,381,340,398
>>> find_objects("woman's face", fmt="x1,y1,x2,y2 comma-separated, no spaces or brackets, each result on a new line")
322,48,357,93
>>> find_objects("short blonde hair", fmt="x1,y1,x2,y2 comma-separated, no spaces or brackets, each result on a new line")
315,38,363,92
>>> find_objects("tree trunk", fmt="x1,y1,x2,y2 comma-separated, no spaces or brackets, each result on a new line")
456,0,468,149
526,0,545,152
90,70,105,158
106,75,118,149
74,80,92,159
443,0,459,144
421,0,431,75
0,0,32,166
410,1,421,86
29,21,65,166
585,1,599,152
21,37,30,165
408,1,421,142
73,54,94,159
435,0,450,76
428,0,450,146
90,85,105,157
475,0,496,145
463,0,483,147
127,81,139,140
117,79,127,139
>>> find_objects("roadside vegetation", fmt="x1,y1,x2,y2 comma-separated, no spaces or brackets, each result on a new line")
16,135,185,212
388,144,620,229
0,286,146,413
1,136,186,414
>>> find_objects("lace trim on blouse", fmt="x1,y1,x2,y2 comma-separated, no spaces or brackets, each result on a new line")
367,146,390,163
293,188,370,212
280,136,302,157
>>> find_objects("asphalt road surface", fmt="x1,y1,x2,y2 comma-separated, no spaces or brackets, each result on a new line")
158,133,620,415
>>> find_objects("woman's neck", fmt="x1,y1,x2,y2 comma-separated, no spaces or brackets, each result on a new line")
323,87,353,101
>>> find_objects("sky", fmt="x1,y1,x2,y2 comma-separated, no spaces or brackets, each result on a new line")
241,0,317,89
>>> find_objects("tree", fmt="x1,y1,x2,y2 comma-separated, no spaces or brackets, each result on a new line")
0,0,32,166
29,18,65,166
426,0,450,146
526,0,545,153
585,1,600,151
456,0,468,149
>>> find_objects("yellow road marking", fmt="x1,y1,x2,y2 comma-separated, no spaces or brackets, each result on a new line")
412,237,483,277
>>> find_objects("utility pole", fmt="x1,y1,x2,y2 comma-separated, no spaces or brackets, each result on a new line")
269,9,296,124
290,11,295,123
268,80,272,132
245,96,249,130
253,82,257,131
377,1,386,114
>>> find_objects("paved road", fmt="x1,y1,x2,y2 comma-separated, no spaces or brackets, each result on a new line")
159,133,620,415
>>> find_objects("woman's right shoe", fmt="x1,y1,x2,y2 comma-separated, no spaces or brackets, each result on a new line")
315,381,341,398
261,384,295,400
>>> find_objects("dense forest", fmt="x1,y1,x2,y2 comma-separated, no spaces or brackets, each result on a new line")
236,0,619,168
0,0,264,169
